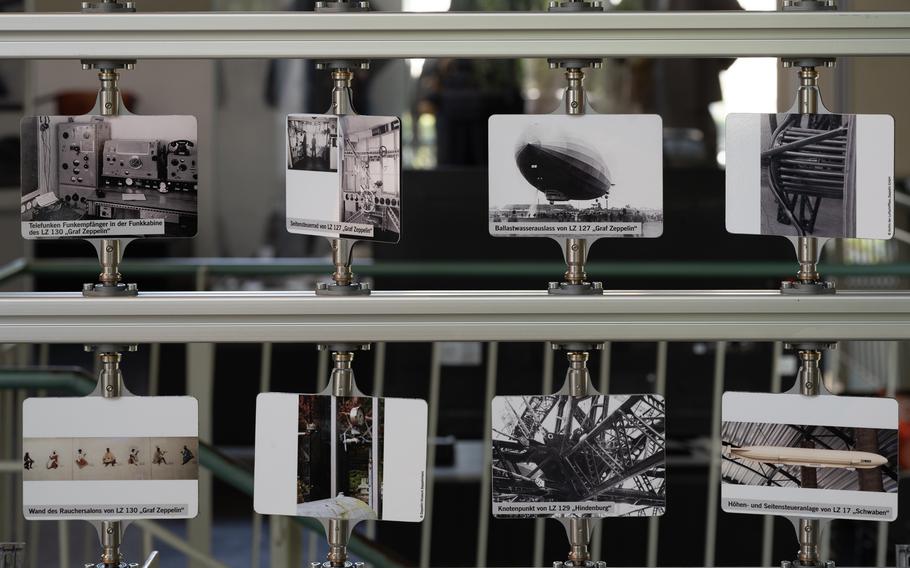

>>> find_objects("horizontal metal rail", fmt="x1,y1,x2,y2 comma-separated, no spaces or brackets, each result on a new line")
1,290,910,342
9,258,910,282
2,11,910,59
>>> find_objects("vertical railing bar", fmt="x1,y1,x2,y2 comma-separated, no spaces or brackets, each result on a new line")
419,343,444,568
142,525,154,562
58,520,70,567
309,343,330,565
761,341,783,567
148,343,161,396
0,388,12,544
37,343,49,398
476,342,499,567
366,342,387,541
252,341,272,568
875,340,900,567
646,341,668,568
26,514,37,568
704,341,726,568
590,341,611,563
187,265,214,568
533,342,555,568
250,512,262,568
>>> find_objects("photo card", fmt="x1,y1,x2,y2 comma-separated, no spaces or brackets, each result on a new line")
491,394,666,518
488,114,663,239
20,115,199,240
254,392,427,523
286,114,402,243
725,113,894,239
722,392,898,521
22,396,198,521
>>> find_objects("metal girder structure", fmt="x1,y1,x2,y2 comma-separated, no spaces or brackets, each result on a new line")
2,11,910,59
1,290,910,343
491,395,665,513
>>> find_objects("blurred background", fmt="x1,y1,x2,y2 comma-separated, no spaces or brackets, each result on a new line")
1,0,909,566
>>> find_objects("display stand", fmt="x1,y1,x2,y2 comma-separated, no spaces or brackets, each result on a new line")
314,0,371,297
550,342,606,568
778,0,836,296
80,0,140,298
81,344,161,568
312,5,370,564
546,0,604,297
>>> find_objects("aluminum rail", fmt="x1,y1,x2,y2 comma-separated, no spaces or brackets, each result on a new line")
1,290,910,343
2,11,910,59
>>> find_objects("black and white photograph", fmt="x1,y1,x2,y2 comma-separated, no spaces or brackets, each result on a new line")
340,115,401,243
491,394,666,518
721,392,898,521
255,392,426,523
488,114,663,239
725,113,894,240
287,115,337,172
20,114,199,240
286,114,402,243
22,396,199,521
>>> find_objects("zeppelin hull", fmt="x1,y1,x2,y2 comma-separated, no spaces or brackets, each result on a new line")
516,143,610,202
729,446,887,470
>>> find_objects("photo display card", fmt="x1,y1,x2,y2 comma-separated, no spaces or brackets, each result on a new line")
722,392,898,521
22,396,199,521
20,115,199,240
488,114,663,238
286,114,402,243
254,392,427,523
491,394,666,518
725,113,894,240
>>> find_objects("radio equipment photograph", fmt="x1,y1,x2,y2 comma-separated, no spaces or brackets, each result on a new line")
20,114,199,240
488,114,663,239
491,394,666,518
725,112,894,240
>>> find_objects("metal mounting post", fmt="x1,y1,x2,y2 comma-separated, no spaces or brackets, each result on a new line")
550,343,605,568
779,1,836,296
80,2,140,297
311,346,366,568
313,51,371,296
779,341,835,568
545,3,604,297
314,0,371,72
81,344,158,568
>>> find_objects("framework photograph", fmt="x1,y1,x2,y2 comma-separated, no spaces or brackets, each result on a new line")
491,394,666,518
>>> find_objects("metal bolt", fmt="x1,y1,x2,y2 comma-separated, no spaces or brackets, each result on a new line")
549,282,559,289
106,527,113,534
592,61,602,69
317,282,328,290
126,283,138,292
83,283,95,293
549,61,559,70
106,385,113,392
360,62,370,70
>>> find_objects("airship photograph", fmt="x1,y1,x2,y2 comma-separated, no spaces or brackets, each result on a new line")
488,114,663,239
721,422,897,493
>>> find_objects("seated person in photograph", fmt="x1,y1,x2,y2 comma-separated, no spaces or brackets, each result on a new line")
102,447,117,467
23,452,34,471
46,451,59,470
181,445,195,465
